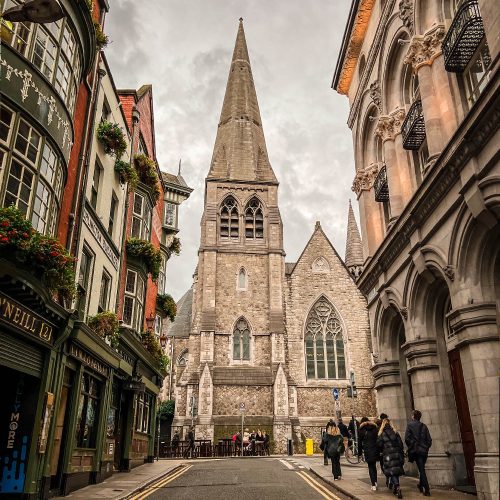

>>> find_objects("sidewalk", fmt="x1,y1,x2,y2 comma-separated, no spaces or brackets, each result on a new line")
293,456,473,500
53,459,186,500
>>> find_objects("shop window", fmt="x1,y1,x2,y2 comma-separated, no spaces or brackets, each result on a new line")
98,269,111,313
131,192,151,240
123,269,145,331
233,317,250,361
108,192,118,237
135,393,152,433
75,373,101,448
1,108,63,235
304,296,347,380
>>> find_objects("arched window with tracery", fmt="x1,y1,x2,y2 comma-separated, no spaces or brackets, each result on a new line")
237,267,247,290
233,317,250,361
305,296,346,379
245,197,264,239
220,196,239,238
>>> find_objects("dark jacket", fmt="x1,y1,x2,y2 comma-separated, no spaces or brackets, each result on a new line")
187,430,195,443
348,418,360,437
358,421,379,462
338,422,349,438
377,423,405,477
326,434,344,458
405,420,432,456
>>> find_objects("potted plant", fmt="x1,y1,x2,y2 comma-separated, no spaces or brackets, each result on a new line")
97,120,127,158
156,293,177,321
87,311,120,348
134,154,161,202
141,330,169,374
126,237,162,281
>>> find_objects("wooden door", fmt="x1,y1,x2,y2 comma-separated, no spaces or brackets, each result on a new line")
448,349,476,485
49,385,69,488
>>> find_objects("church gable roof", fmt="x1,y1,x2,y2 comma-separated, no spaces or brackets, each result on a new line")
290,221,355,282
207,19,277,184
167,288,193,338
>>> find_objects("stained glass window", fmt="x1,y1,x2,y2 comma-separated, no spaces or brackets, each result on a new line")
233,317,250,361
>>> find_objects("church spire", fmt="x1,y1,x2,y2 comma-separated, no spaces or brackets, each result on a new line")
207,18,277,183
345,200,364,279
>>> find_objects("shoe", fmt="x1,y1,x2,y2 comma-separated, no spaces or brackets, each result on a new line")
371,485,377,491
417,483,423,493
423,492,431,497
334,477,339,481
394,487,403,499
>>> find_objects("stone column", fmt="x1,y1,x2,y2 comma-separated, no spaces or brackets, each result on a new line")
403,338,465,487
448,301,499,499
352,163,385,256
405,24,448,159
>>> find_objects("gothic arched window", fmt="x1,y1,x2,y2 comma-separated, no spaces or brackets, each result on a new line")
245,197,264,239
177,349,189,366
233,317,250,361
305,296,346,379
237,267,247,290
220,196,239,238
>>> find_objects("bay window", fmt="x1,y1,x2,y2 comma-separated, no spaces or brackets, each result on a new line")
123,269,145,331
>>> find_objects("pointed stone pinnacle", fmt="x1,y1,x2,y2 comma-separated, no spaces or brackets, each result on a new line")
345,201,363,268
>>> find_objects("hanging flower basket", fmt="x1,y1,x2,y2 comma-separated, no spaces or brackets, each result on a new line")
126,237,162,281
169,236,181,255
141,330,169,374
97,120,127,158
87,311,120,348
0,206,76,302
114,159,138,189
94,21,109,50
156,293,177,321
134,154,161,203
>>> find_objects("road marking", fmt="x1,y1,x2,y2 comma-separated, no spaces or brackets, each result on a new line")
129,465,192,500
296,471,342,500
279,458,295,469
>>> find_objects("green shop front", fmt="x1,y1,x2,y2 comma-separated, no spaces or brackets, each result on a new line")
0,262,73,499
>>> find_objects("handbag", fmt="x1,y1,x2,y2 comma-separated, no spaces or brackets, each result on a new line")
408,423,424,463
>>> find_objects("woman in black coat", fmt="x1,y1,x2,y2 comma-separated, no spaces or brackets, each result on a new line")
358,417,379,490
320,423,345,480
377,419,405,498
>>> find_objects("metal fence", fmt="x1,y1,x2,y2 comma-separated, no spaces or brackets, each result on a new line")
159,439,270,458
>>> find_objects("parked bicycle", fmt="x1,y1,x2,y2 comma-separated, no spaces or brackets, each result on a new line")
345,439,365,464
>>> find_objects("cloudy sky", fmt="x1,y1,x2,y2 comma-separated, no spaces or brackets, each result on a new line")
105,0,356,300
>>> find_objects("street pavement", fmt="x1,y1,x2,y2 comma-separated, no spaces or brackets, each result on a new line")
54,455,474,500
128,457,348,500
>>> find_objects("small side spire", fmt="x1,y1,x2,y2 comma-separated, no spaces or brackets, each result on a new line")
178,158,182,175
345,200,364,280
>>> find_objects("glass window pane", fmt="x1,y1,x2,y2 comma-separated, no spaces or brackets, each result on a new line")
233,331,241,359
316,337,325,378
336,339,346,378
305,336,315,379
326,337,335,379
123,296,134,326
242,330,250,360
0,105,13,143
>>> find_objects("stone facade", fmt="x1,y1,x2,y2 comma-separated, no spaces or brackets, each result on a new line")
169,19,375,456
332,1,499,498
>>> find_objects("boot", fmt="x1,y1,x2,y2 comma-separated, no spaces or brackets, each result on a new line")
394,486,403,499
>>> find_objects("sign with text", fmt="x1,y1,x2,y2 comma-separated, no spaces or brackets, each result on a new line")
0,292,55,344
69,344,109,376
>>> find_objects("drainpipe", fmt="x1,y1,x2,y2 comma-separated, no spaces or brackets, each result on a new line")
114,106,140,312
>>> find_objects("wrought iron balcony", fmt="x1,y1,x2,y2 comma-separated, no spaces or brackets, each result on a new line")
442,0,485,72
374,165,389,203
401,99,426,150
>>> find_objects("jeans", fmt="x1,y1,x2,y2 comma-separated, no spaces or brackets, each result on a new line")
367,461,377,485
415,454,430,492
330,452,342,479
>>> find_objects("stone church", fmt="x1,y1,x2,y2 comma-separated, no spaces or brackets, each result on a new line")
167,20,375,452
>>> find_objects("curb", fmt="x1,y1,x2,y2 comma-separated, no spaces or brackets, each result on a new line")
119,464,184,500
309,467,359,500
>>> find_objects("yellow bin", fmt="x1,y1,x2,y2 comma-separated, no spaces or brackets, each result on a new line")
306,438,314,456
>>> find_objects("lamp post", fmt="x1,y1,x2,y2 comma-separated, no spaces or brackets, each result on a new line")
1,0,65,23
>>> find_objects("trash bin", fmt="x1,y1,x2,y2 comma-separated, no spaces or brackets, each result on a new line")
306,438,314,456
287,438,293,456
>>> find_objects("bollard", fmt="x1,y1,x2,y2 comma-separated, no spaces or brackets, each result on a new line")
306,438,314,456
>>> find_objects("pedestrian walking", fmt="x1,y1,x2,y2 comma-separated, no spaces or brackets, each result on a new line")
171,431,180,457
377,418,405,498
337,418,349,439
405,410,432,496
322,419,335,465
377,413,388,474
358,417,379,491
263,431,270,455
183,426,196,459
321,422,345,480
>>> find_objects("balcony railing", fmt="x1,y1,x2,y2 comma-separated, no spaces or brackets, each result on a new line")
401,99,426,150
374,165,389,202
442,0,485,72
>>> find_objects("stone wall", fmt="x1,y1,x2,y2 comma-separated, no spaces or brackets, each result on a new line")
213,385,273,416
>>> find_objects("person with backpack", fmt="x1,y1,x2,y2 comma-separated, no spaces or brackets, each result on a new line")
377,418,405,498
322,419,335,465
358,417,380,491
405,410,432,496
320,422,345,480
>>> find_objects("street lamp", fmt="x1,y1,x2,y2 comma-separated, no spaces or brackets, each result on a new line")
145,312,155,332
159,333,167,349
2,0,65,23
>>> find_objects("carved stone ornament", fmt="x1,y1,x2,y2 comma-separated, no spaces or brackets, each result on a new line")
369,81,382,111
312,256,330,273
390,107,406,129
398,0,414,33
351,162,381,196
375,115,394,142
443,265,455,281
404,24,446,70
400,307,408,320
